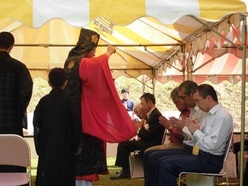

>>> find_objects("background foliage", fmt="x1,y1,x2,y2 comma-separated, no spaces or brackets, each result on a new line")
28,76,248,132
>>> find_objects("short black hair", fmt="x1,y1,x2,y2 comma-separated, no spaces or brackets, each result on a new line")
121,88,129,94
140,93,156,104
195,84,218,102
0,32,14,49
179,80,198,96
48,68,67,88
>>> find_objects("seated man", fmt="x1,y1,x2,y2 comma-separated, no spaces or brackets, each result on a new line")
146,87,190,151
129,103,147,141
111,93,165,179
132,102,147,123
143,83,233,186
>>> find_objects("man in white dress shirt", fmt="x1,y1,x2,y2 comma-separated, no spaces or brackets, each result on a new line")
143,83,233,186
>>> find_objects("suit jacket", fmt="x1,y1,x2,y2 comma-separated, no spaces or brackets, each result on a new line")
0,51,33,136
137,108,165,154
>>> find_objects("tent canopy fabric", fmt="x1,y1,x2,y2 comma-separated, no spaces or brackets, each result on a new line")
1,0,248,83
2,0,246,27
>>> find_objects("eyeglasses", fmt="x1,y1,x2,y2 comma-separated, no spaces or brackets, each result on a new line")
179,95,187,100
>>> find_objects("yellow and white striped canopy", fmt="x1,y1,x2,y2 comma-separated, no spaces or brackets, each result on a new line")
2,0,246,27
1,0,248,83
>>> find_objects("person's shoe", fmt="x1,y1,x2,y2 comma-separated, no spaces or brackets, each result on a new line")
110,170,130,179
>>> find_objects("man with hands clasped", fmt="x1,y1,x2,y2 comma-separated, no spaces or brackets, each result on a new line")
111,93,165,179
169,80,206,141
131,103,147,141
143,83,233,186
146,87,190,151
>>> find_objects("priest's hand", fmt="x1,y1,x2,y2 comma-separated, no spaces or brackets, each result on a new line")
106,45,116,57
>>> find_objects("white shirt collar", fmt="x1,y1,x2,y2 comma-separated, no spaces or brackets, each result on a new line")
147,106,156,119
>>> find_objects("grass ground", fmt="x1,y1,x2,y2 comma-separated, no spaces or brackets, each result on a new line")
30,157,144,186
30,157,240,186
92,157,144,186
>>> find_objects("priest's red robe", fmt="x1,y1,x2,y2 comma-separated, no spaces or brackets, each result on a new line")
79,54,136,142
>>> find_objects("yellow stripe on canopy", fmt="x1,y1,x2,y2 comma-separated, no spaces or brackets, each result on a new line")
115,27,169,52
198,0,247,20
89,0,146,25
0,0,247,27
1,0,33,26
88,18,169,52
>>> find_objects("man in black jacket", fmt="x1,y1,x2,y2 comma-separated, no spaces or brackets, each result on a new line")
0,31,33,172
111,93,165,179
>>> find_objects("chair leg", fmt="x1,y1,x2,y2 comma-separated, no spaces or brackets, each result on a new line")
226,174,229,186
235,153,239,176
178,173,183,186
129,153,134,179
215,177,218,186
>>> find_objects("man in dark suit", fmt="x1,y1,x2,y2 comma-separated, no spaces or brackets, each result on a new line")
0,31,33,173
0,31,33,136
111,93,165,179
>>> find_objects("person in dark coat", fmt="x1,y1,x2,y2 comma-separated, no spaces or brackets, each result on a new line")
0,31,33,136
0,31,33,173
33,68,81,186
111,93,165,179
121,88,134,111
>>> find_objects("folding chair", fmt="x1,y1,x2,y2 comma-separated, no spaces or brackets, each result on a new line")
129,129,168,178
178,133,233,186
0,134,31,186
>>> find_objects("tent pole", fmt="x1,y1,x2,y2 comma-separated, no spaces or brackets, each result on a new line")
180,46,186,82
239,14,247,186
186,46,193,81
14,43,182,47
152,77,155,95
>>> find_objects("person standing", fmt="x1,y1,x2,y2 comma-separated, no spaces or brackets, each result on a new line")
0,31,33,136
121,88,134,111
64,28,136,186
0,31,33,173
33,68,81,186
